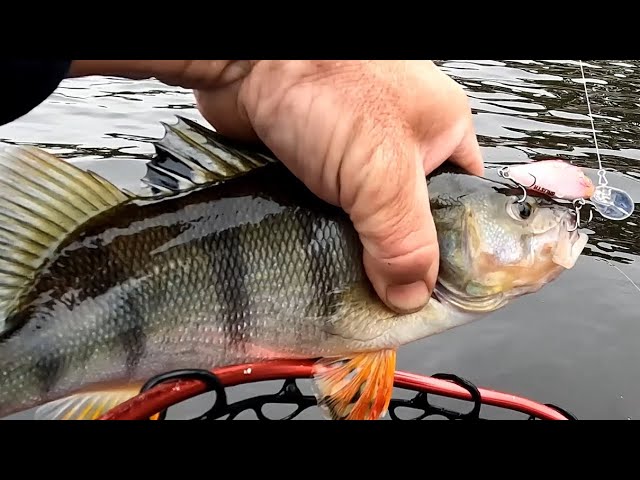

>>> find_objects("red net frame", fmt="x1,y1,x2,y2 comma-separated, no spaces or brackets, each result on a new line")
99,359,576,420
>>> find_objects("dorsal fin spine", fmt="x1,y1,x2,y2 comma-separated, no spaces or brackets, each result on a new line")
141,115,278,194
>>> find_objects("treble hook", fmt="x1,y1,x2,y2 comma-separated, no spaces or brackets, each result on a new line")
498,166,536,203
567,198,594,232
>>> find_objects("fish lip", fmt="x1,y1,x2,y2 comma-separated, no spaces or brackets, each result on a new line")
555,223,589,270
570,229,589,255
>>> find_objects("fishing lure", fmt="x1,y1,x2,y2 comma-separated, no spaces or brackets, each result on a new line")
498,159,595,201
499,60,635,223
498,159,595,231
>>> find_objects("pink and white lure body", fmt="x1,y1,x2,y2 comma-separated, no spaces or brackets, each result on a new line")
501,159,595,200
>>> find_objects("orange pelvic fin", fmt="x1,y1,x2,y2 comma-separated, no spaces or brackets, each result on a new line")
311,349,396,420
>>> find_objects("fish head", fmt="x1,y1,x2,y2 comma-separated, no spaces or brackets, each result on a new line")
429,172,589,313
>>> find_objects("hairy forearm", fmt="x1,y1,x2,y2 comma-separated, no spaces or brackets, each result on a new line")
67,60,177,79
66,60,257,90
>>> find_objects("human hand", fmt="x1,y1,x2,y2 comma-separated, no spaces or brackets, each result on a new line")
191,60,484,314
70,60,484,313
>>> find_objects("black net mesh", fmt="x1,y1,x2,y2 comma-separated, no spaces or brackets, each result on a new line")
137,369,578,421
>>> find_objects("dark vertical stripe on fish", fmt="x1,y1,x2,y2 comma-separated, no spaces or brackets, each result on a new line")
205,218,250,354
305,214,337,319
119,321,147,377
34,353,65,396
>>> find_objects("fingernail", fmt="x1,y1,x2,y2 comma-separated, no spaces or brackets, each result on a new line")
386,280,430,313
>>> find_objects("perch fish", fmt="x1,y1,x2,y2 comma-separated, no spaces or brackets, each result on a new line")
0,117,589,420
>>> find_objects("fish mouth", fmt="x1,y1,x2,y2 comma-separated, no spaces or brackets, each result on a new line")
569,230,589,264
551,213,589,269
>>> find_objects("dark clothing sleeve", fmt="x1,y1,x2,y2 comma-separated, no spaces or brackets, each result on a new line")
0,60,72,127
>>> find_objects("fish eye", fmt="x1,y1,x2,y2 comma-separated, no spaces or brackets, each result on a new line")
508,199,533,221
517,201,532,219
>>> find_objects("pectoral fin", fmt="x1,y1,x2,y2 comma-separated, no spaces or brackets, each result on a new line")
34,386,157,420
311,349,396,420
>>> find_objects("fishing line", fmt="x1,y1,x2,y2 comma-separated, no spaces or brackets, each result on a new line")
595,257,640,295
579,60,635,221
580,63,639,303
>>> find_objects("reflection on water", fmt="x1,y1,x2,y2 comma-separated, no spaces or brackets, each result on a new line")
0,61,639,420
0,77,202,161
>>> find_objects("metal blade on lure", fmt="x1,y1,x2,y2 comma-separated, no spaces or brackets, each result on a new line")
579,60,635,221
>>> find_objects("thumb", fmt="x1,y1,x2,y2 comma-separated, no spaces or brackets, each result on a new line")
347,142,439,315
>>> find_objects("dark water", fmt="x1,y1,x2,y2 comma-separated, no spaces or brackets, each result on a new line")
1,60,639,420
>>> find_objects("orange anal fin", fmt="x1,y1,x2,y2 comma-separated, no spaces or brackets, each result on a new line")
34,384,158,420
311,349,396,420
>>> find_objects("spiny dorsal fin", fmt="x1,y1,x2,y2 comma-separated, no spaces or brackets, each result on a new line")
0,144,131,332
142,115,278,194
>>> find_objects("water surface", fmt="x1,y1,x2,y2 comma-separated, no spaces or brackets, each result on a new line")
1,60,639,420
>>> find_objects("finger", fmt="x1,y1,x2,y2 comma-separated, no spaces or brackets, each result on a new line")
193,86,259,143
448,121,485,177
347,141,439,314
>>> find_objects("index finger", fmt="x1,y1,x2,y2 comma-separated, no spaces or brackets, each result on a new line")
449,121,484,177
